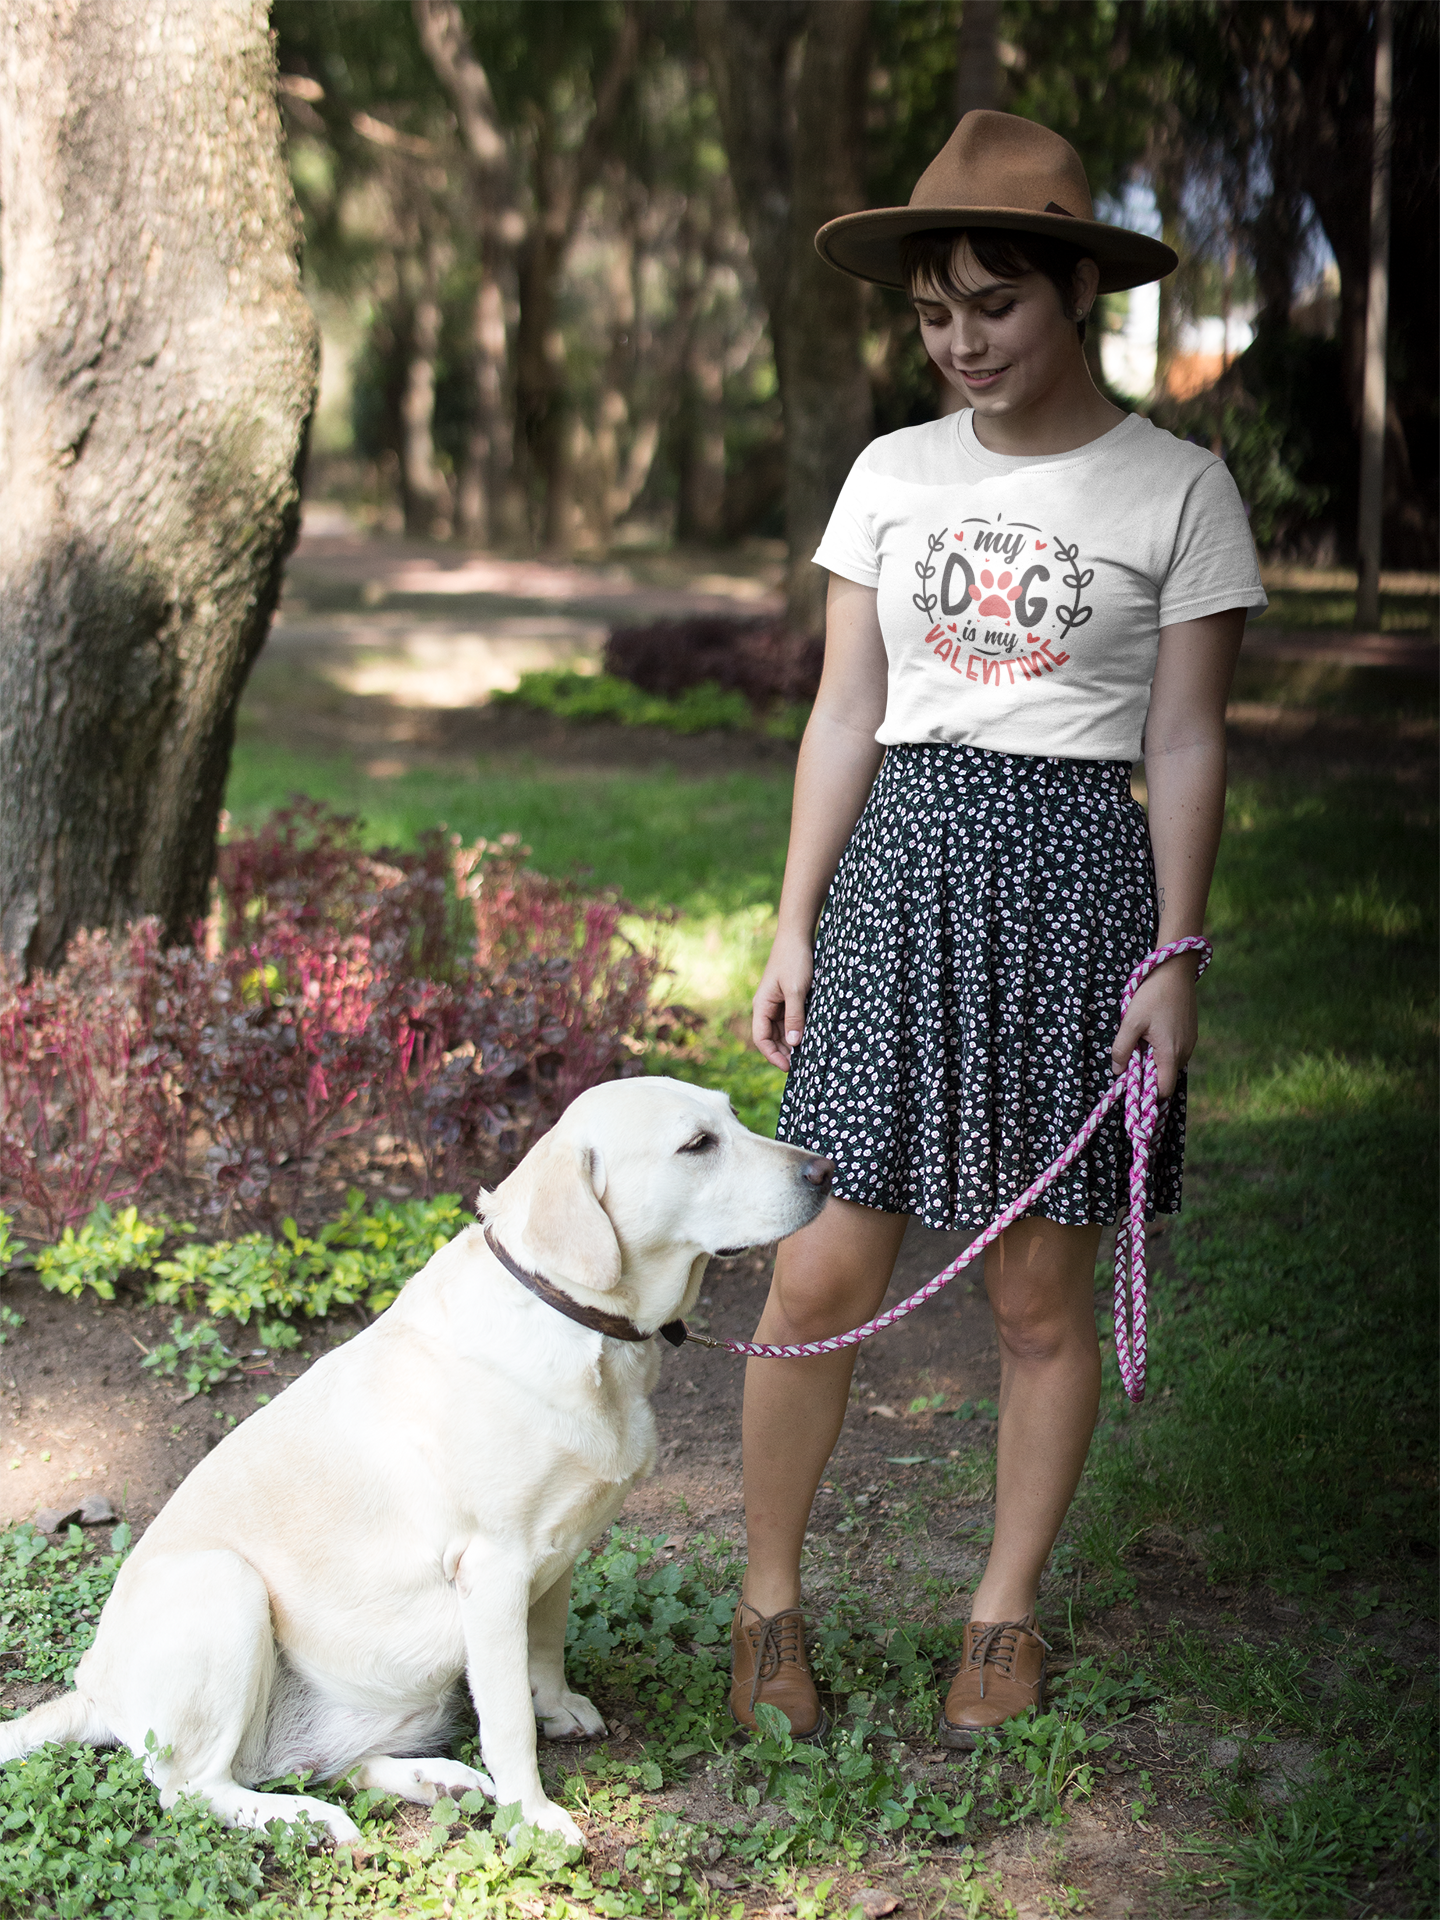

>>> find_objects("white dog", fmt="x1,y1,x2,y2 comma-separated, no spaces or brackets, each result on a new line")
0,1078,833,1845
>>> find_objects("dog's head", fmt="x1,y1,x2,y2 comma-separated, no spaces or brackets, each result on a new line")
477,1077,833,1328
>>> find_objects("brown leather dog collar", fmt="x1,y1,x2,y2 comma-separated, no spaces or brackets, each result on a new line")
483,1226,691,1347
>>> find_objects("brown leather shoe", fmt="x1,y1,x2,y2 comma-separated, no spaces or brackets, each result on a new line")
730,1601,828,1742
937,1615,1050,1749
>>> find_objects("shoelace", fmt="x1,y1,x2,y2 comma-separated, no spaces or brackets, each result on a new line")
967,1618,1052,1700
739,1603,808,1713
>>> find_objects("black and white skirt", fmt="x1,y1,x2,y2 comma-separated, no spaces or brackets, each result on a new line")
775,742,1185,1231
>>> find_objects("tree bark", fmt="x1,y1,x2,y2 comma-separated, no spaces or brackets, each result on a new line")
955,0,1002,121
698,0,873,636
781,3,874,635
412,0,524,545
1355,0,1393,629
1275,0,1435,563
0,0,318,975
399,223,452,538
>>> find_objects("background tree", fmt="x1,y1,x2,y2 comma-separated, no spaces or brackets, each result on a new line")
271,2,1435,584
0,0,318,975
697,0,874,636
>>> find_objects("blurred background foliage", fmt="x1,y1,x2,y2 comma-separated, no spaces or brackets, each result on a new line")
271,0,1438,576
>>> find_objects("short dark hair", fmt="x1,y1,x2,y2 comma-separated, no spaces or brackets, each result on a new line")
901,227,1092,342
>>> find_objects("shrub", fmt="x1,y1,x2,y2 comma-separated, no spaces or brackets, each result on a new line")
0,924,172,1238
0,807,671,1236
604,614,823,708
493,670,754,735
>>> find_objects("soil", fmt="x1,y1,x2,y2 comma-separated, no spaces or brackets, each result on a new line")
2,531,1435,1915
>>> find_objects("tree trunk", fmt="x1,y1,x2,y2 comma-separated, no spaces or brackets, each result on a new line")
781,3,874,636
412,0,525,545
416,0,640,555
955,0,1002,121
456,274,513,544
1281,0,1435,563
400,229,451,538
0,0,318,975
699,0,873,637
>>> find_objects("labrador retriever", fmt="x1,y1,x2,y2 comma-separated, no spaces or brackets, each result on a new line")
0,1077,833,1844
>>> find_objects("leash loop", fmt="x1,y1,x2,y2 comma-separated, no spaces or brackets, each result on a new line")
705,938,1211,1403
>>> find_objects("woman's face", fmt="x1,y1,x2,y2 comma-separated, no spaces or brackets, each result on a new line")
911,239,1097,427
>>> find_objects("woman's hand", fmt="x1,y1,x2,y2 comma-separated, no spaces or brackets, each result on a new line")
1110,953,1199,1098
753,932,815,1069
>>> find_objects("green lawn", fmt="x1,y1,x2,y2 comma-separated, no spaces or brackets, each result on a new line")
227,742,794,923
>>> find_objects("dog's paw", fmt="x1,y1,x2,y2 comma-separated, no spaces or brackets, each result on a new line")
526,1797,585,1847
536,1690,606,1742
202,1785,363,1845
355,1755,495,1806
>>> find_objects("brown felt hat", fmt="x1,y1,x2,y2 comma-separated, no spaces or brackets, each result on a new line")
815,110,1176,295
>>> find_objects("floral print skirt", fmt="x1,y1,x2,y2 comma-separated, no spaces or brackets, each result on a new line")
775,742,1185,1230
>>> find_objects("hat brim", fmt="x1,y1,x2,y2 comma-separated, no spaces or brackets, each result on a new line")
815,206,1177,295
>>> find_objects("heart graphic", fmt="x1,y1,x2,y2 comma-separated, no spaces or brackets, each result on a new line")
1035,541,1047,550
953,532,964,542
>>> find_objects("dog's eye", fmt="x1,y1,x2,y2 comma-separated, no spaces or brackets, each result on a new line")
677,1132,718,1155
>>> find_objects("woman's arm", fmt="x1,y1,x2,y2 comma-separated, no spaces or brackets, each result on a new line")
1111,606,1247,1096
752,576,889,1069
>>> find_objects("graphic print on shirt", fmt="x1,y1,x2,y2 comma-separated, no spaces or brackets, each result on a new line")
911,514,1094,691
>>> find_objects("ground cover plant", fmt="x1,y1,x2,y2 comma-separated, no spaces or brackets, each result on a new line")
0,650,1434,1915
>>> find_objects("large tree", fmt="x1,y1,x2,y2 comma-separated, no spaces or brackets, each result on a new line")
0,0,318,975
697,0,874,637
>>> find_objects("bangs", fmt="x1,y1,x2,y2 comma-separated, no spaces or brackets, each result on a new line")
903,228,1089,296
901,226,1093,337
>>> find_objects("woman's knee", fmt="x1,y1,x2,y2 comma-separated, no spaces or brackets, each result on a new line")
765,1204,903,1340
990,1294,1087,1365
986,1220,1102,1362
767,1261,885,1341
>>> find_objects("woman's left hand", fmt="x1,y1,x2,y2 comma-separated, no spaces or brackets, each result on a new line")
1110,954,1199,1098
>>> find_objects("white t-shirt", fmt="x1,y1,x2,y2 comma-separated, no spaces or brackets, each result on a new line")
812,409,1267,762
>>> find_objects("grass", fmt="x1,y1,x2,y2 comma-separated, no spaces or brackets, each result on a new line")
1250,586,1438,634
227,742,794,924
1,663,1434,1914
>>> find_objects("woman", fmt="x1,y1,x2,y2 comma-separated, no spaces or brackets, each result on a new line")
729,112,1265,1747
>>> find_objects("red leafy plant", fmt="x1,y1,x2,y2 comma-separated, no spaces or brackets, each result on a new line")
0,804,671,1235
0,924,172,1239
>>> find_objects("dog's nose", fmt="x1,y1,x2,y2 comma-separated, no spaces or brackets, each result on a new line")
801,1156,835,1192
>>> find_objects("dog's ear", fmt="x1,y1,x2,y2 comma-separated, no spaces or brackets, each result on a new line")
524,1138,621,1294
487,1132,621,1294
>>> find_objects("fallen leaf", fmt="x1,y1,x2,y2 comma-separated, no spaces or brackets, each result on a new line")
867,1404,898,1419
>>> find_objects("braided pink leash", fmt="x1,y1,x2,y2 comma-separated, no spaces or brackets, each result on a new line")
692,938,1211,1404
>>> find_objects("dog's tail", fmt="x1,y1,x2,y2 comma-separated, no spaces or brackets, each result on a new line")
0,1689,115,1763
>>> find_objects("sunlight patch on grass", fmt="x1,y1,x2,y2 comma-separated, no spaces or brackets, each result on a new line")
652,904,777,1018
1225,1051,1421,1119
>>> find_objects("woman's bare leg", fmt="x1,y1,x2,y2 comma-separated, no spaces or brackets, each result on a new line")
969,1217,1104,1623
740,1199,908,1615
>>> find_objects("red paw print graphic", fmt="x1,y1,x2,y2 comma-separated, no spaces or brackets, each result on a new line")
967,568,1023,621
